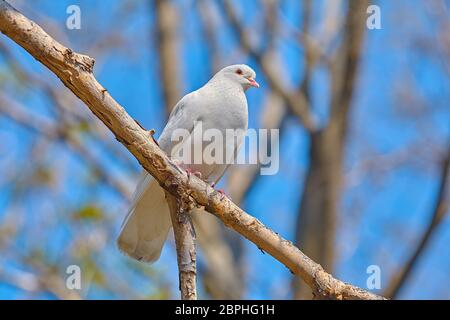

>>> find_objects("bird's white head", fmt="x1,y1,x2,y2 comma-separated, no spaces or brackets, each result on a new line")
215,64,259,91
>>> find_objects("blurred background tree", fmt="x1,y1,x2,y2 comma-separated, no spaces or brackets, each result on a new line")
0,0,449,299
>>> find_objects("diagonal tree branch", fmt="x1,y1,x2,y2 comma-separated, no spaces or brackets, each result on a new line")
0,40,137,174
0,0,385,300
383,147,450,298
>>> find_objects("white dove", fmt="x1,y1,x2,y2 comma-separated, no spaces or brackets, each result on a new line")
117,64,259,262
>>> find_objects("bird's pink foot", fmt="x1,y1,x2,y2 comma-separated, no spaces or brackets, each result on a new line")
217,189,227,200
172,159,183,166
185,168,202,181
210,182,227,200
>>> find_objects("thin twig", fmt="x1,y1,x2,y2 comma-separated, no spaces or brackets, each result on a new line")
384,148,450,298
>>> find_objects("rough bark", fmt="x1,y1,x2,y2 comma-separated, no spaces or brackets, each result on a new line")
165,192,197,300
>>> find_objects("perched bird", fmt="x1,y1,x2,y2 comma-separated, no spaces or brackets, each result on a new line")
117,64,259,262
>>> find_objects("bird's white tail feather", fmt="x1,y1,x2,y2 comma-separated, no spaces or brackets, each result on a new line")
117,173,171,263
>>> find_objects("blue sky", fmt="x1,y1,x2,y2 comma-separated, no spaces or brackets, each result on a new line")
0,0,449,299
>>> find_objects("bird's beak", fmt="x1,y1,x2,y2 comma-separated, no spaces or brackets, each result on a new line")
247,77,260,88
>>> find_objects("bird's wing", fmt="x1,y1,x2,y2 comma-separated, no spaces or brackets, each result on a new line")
117,92,203,262
158,91,200,153
118,74,250,263
120,92,200,229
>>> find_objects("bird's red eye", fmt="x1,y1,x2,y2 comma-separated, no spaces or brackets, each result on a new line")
236,69,243,75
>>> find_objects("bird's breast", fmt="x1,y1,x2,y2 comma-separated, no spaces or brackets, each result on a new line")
201,89,248,132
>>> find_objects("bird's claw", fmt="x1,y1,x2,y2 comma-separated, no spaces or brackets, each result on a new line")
210,182,227,200
186,168,202,181
217,189,227,200
172,159,183,166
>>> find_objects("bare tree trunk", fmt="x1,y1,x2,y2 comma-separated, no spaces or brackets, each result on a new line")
293,0,368,299
153,0,180,114
165,192,197,300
